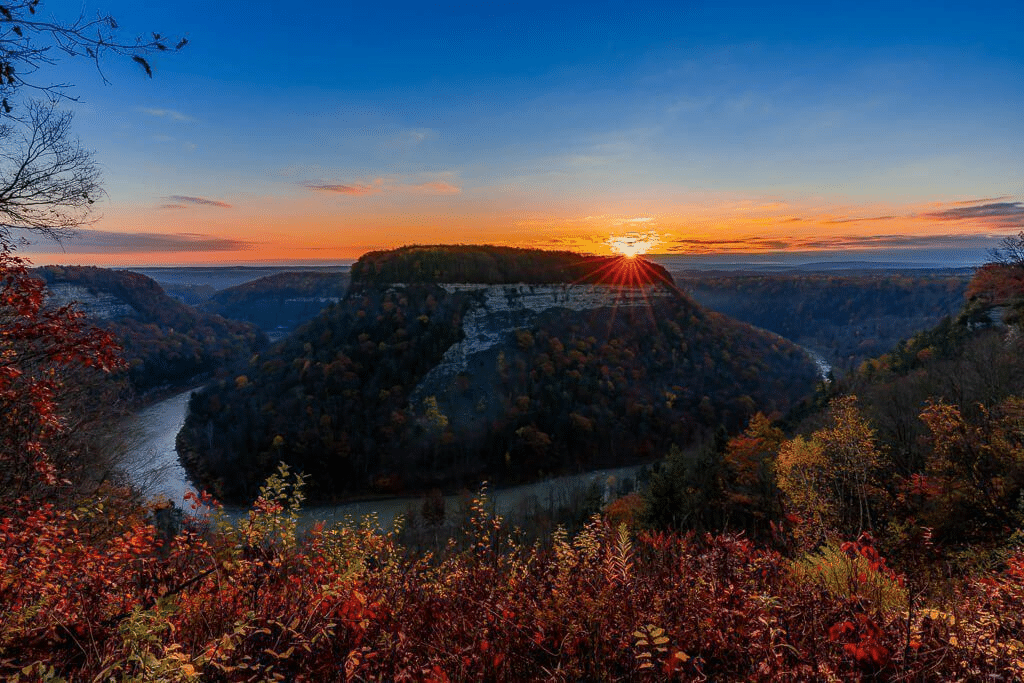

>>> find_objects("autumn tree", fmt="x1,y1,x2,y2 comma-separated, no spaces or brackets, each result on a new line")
776,396,891,544
642,428,729,532
720,412,785,536
0,247,122,502
0,2,180,497
915,398,1024,544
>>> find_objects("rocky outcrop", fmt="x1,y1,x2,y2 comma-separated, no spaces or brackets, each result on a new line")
34,266,266,393
45,282,137,319
409,283,675,402
963,264,1024,328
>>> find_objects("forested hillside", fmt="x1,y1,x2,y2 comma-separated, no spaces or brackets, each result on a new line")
34,266,266,393
352,244,675,285
643,251,1024,557
675,272,969,371
7,245,1024,681
178,247,819,503
201,271,350,335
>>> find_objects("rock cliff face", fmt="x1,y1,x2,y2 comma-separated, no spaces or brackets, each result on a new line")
33,266,265,393
45,282,137,319
963,263,1024,328
409,283,675,403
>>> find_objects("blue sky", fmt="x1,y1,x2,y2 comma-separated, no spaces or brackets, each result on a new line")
24,0,1024,264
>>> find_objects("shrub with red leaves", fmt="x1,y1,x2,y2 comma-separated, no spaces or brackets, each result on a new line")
1,248,124,500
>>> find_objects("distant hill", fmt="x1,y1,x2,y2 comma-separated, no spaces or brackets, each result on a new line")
178,246,819,504
674,272,970,372
34,266,266,394
201,271,350,337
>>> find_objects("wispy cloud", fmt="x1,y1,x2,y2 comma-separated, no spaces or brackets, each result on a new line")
948,196,1012,206
664,232,1009,254
822,215,897,224
665,237,793,253
304,177,461,196
923,201,1024,222
305,183,381,196
513,214,656,229
138,107,194,122
162,195,233,209
754,198,1022,232
384,128,436,148
407,181,461,195
23,230,248,254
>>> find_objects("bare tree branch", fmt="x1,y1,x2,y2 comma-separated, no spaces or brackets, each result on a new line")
0,99,101,245
987,231,1024,269
0,1,186,118
0,2,183,248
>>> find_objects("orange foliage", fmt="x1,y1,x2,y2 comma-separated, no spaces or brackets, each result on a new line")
4,499,1023,680
1,249,124,497
603,492,644,529
4,247,1024,680
965,263,1024,306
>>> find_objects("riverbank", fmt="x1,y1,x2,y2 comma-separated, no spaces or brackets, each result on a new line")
120,387,647,532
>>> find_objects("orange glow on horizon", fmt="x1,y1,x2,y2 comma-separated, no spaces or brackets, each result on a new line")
606,232,661,258
20,192,1018,267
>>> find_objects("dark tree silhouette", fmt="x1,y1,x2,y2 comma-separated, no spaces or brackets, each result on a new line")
0,100,100,244
988,231,1024,268
0,0,185,116
0,1,183,247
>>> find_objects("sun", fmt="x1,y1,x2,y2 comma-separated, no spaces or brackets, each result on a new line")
607,232,660,258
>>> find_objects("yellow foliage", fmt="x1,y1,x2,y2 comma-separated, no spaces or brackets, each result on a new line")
791,543,907,615
776,396,891,541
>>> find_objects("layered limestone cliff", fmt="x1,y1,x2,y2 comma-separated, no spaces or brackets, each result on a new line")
45,282,136,319
409,283,675,403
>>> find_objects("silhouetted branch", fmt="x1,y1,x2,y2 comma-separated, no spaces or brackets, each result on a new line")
987,231,1024,268
0,99,100,245
0,1,186,118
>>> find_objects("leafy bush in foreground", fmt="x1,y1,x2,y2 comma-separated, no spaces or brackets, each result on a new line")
3,468,1024,681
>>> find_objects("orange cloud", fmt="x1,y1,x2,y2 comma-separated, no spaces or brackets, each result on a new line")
922,201,1024,227
407,181,461,195
947,196,1013,206
821,215,898,224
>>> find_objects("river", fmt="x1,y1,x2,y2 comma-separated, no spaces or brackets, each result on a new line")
122,388,643,529
123,342,830,528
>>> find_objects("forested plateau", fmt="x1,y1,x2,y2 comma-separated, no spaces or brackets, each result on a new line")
177,246,820,503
